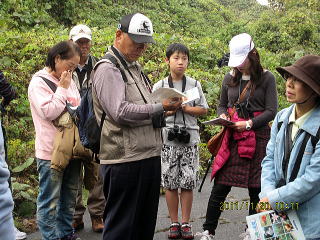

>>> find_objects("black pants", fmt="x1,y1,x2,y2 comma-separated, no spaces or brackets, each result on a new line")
101,156,161,240
203,183,260,235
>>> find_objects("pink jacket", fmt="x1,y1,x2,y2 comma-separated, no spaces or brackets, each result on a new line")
28,68,80,161
211,110,262,180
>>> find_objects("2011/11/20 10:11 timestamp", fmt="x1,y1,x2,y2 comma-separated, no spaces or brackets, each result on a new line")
220,201,299,211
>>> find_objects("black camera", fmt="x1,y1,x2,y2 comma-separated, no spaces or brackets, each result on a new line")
235,101,251,119
167,125,190,143
152,112,166,128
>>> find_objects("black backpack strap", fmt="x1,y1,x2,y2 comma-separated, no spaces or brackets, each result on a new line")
277,121,283,132
102,54,128,83
40,76,57,92
193,79,198,107
282,123,293,180
110,46,148,103
85,55,94,88
99,112,106,134
288,126,320,182
94,111,107,164
289,132,311,182
311,126,320,152
110,45,134,79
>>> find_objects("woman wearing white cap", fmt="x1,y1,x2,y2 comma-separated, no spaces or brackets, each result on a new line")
199,33,278,239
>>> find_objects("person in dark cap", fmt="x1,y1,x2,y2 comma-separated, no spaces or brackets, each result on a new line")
91,13,182,240
259,55,320,240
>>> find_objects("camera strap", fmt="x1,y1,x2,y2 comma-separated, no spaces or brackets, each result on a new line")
111,46,152,103
173,110,187,128
236,79,251,105
168,74,186,92
168,74,187,128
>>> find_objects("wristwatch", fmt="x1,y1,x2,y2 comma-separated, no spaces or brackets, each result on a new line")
245,121,252,130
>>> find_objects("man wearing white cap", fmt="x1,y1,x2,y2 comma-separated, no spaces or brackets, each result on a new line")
69,24,105,233
91,13,182,240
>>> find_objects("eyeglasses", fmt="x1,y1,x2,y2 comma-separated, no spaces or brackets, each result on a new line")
283,72,301,84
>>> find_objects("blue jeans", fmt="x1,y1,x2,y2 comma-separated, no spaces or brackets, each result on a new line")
37,158,81,240
0,122,14,240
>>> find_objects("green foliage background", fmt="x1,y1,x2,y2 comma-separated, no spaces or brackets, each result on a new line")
0,0,319,219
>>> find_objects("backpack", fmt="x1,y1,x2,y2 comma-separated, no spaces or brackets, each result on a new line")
76,54,128,157
276,120,320,187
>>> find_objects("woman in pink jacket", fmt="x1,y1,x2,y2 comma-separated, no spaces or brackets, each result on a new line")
28,41,82,240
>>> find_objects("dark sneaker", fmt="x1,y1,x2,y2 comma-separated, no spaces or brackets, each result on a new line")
91,217,104,233
181,222,194,239
60,232,81,240
72,218,84,231
168,222,181,239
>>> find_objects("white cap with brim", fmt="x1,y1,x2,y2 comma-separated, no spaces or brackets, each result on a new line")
118,13,155,44
69,24,92,42
228,33,254,67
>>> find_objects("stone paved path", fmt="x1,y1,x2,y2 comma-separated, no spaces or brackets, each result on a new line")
28,174,250,240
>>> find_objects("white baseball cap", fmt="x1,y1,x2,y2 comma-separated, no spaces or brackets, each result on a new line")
228,33,254,67
69,24,92,42
118,13,155,44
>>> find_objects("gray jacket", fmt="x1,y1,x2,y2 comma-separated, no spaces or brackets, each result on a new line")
91,47,163,164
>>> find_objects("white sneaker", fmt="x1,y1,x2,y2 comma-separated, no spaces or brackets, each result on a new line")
239,228,251,240
195,230,215,240
14,226,26,240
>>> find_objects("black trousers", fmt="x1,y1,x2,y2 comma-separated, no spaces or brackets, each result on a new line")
203,183,260,235
101,156,161,240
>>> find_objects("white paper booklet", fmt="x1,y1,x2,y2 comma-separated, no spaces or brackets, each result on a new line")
202,117,234,127
182,87,200,104
246,210,305,240
150,88,187,102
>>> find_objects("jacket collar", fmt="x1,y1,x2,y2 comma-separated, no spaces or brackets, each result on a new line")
109,46,140,69
279,104,320,137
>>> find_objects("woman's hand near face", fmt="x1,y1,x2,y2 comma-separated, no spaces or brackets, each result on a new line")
58,70,72,89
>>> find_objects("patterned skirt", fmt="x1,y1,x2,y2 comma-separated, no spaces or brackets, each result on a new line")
161,145,199,190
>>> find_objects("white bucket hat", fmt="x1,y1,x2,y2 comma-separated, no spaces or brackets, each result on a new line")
228,33,254,67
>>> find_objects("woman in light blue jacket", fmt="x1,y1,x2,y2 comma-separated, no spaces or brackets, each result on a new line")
259,55,320,240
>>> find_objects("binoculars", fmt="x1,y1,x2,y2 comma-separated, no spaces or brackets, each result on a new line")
167,125,190,144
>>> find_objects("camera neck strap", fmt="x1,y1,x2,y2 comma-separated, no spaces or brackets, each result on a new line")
237,79,251,105
111,46,152,102
173,108,187,127
168,74,187,127
168,74,186,92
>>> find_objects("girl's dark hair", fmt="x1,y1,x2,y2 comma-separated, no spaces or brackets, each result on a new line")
45,41,81,71
166,43,190,60
229,48,264,88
